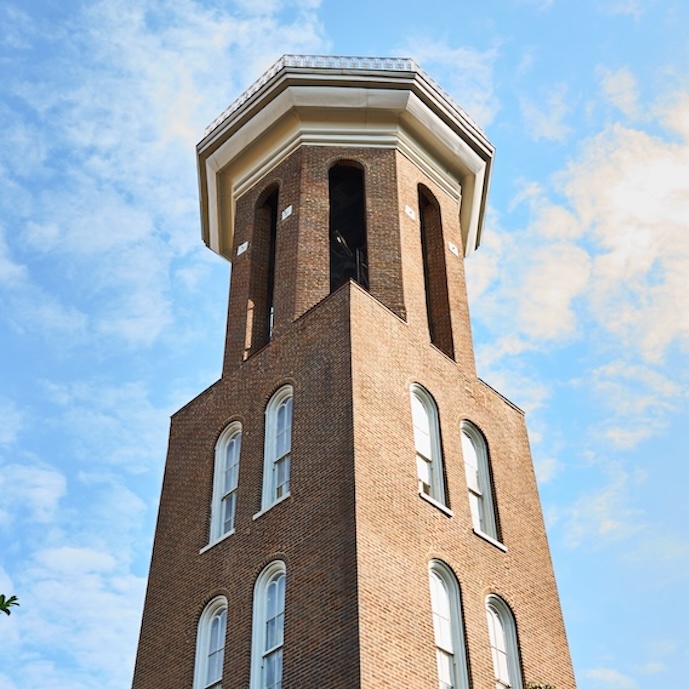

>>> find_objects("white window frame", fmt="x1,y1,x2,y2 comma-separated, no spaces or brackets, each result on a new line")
260,385,293,512
428,561,470,689
410,384,446,506
250,560,287,689
210,422,242,544
461,421,499,541
486,595,523,689
194,596,228,689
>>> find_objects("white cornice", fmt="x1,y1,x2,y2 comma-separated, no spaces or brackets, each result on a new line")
197,57,494,260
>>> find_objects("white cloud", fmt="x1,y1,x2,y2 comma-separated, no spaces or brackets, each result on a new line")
520,84,573,142
641,661,666,674
469,91,689,455
43,379,171,473
34,546,116,575
556,464,644,548
403,39,500,126
0,0,327,352
16,545,147,688
533,454,560,483
586,361,681,448
0,463,67,527
0,398,24,444
562,108,689,363
0,225,28,287
585,667,637,689
517,242,591,341
603,0,645,20
598,67,640,118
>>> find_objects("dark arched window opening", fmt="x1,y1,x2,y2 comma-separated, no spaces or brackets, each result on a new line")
329,164,368,292
250,186,279,349
418,186,454,359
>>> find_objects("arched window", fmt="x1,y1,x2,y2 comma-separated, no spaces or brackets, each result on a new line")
329,163,368,292
194,596,228,689
418,185,454,359
261,386,293,510
250,561,287,689
486,595,522,689
250,186,279,349
410,385,446,506
429,561,470,689
461,421,499,541
210,422,242,543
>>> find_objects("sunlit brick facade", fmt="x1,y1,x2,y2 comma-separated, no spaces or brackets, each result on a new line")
131,55,576,689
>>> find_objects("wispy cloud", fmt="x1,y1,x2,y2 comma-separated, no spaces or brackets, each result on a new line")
585,667,637,689
0,462,67,527
556,464,645,548
602,0,646,20
0,0,327,352
402,38,500,126
598,67,640,118
520,84,573,142
0,398,24,444
467,90,689,453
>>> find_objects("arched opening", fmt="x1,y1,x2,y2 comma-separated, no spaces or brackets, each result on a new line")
329,163,368,292
418,185,454,359
250,185,279,348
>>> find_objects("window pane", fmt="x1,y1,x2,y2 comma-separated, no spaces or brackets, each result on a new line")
487,606,511,686
430,573,453,652
206,610,226,685
263,648,283,689
462,432,481,492
417,454,431,494
224,438,240,492
265,574,285,651
437,649,455,689
207,648,223,684
468,492,483,532
275,455,290,497
412,396,432,457
222,493,236,533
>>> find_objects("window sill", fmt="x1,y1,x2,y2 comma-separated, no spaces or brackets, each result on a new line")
473,529,507,552
419,492,453,517
252,492,291,521
199,528,236,554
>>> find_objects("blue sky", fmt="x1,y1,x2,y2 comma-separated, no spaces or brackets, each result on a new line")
1,0,688,687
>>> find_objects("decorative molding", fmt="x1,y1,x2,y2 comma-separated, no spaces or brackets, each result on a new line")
204,55,481,138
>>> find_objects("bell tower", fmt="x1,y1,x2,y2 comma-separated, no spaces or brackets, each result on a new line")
132,55,577,689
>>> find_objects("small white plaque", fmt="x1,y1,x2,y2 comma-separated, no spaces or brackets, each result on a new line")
448,242,459,257
281,205,293,220
236,241,249,256
404,205,416,220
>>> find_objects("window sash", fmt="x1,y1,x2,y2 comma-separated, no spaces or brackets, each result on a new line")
262,573,285,689
262,647,283,689
274,454,290,499
462,425,498,539
417,452,432,495
205,609,226,687
487,606,512,688
436,648,455,689
213,429,241,541
430,569,460,689
222,492,236,534
271,397,292,502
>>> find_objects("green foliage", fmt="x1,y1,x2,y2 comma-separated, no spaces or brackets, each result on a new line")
0,594,19,616
526,683,557,689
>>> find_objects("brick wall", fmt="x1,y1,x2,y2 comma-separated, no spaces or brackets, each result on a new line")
132,141,576,689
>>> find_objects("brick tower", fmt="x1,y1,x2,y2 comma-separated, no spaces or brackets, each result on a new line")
131,56,577,689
